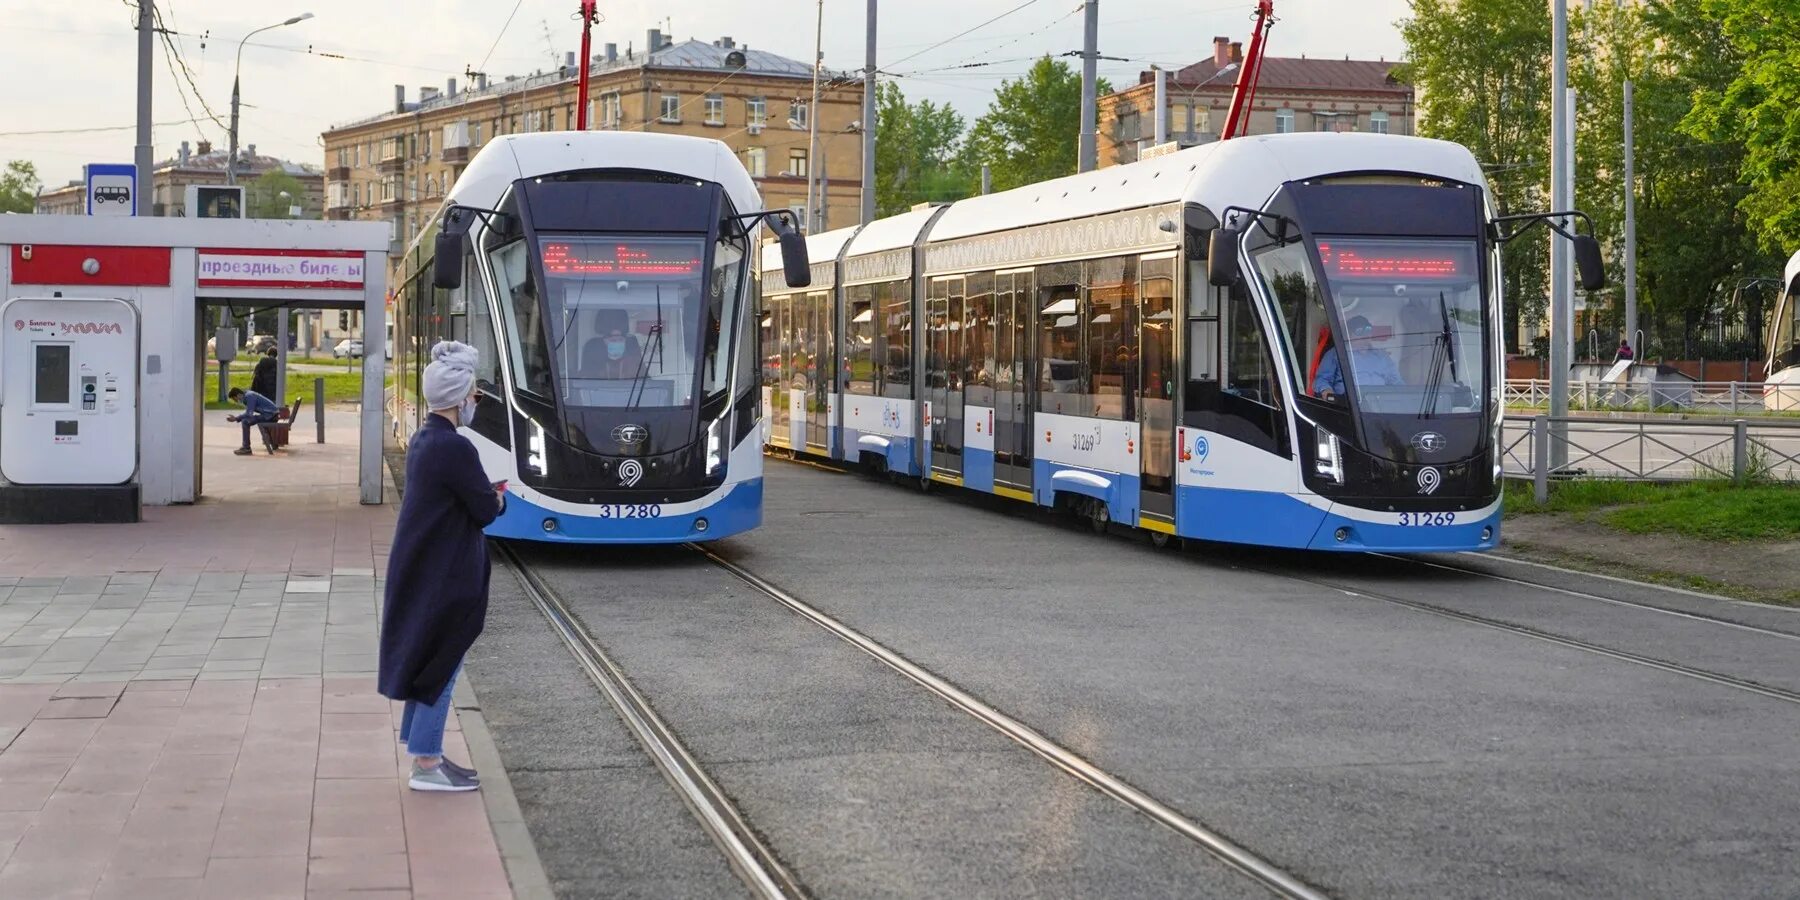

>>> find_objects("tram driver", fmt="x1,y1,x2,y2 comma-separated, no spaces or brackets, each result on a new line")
1312,315,1404,401
582,310,644,379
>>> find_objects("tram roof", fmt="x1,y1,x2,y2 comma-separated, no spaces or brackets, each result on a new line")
450,132,761,223
1787,249,1800,294
759,224,862,287
843,206,943,258
926,133,1486,244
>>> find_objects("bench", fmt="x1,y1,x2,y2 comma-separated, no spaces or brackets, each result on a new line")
256,396,307,452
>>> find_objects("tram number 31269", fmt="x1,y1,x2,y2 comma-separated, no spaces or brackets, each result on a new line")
596,504,663,519
1396,511,1457,527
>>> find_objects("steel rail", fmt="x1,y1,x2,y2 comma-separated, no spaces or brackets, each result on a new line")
1255,564,1800,708
1369,552,1800,643
691,543,1330,900
496,543,807,900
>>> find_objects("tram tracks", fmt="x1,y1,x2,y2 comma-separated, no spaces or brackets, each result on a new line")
495,542,807,900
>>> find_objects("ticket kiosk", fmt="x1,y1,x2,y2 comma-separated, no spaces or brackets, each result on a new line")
0,296,140,522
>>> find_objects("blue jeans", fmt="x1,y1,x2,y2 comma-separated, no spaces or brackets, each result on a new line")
239,411,278,448
398,663,460,758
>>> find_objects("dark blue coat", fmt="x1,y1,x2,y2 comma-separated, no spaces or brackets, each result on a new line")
379,414,502,705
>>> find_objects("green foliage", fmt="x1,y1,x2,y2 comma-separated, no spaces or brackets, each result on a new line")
1505,477,1800,541
962,58,1110,191
0,160,42,214
1397,0,1552,346
246,169,307,219
874,82,974,216
1682,0,1800,253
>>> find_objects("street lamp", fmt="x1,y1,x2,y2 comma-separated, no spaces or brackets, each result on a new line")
228,12,314,186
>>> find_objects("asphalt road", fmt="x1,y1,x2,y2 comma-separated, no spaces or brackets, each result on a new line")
470,461,1800,899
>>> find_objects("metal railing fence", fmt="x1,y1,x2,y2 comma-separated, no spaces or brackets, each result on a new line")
1503,414,1800,500
1504,379,1800,416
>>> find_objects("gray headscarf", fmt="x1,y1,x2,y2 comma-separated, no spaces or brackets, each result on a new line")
423,340,478,411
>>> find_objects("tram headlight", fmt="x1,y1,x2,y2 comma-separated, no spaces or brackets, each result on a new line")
1314,426,1345,484
526,419,549,476
705,416,725,476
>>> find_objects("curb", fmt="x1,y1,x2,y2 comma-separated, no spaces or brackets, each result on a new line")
457,679,556,900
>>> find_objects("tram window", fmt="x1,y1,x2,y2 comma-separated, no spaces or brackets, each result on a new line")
760,298,779,400
965,272,995,389
1188,319,1219,381
1252,241,1333,402
1036,262,1083,410
737,284,759,399
880,280,911,398
1227,284,1279,408
703,234,747,398
845,285,875,396
1141,257,1176,402
1085,255,1137,421
489,240,554,398
464,247,501,391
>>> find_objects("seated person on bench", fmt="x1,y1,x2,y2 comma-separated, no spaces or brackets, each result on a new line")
226,387,281,456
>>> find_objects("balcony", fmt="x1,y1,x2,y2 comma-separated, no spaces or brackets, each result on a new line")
376,153,405,174
327,208,354,221
442,144,471,165
327,165,351,181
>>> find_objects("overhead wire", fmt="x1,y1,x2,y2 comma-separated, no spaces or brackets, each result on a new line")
475,0,526,77
884,0,1052,70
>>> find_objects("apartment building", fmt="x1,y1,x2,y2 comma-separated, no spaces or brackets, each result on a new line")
321,30,864,258
1098,37,1415,167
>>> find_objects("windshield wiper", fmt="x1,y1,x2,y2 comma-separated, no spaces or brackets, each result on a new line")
626,287,666,410
1419,291,1459,418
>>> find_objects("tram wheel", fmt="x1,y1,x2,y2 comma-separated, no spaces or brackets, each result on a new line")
1088,502,1110,534
1148,529,1174,550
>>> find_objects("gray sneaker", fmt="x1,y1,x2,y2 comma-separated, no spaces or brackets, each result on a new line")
409,761,480,792
440,757,479,782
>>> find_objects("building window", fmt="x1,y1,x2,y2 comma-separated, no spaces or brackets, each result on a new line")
423,131,432,159
473,121,483,145
789,100,808,130
353,144,361,167
1369,110,1390,135
704,94,725,126
745,147,767,178
789,204,808,232
1274,108,1294,134
660,94,681,122
594,92,621,128
352,184,361,207
747,97,767,130
788,149,809,178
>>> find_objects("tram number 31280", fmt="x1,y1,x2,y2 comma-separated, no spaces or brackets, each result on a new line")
596,504,663,519
1396,511,1457,527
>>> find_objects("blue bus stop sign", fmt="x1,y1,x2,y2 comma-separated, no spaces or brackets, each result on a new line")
84,164,138,217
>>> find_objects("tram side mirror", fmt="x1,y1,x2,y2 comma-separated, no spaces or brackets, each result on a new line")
1573,234,1606,291
771,213,812,288
432,231,463,290
1207,228,1242,287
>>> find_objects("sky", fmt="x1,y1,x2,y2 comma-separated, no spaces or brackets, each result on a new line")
0,0,1411,189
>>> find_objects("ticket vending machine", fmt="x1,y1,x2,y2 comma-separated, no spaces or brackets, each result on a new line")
0,297,140,522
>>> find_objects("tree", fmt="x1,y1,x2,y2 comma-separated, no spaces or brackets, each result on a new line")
0,160,42,214
962,57,1111,191
1681,0,1800,255
247,169,306,219
1397,0,1553,350
874,82,974,216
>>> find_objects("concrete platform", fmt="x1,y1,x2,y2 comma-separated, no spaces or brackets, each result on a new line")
0,414,526,898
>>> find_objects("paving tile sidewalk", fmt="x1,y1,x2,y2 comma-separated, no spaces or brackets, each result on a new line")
0,417,516,899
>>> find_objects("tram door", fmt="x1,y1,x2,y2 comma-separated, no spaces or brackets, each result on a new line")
805,290,833,453
927,276,965,475
993,269,1035,489
1138,255,1178,521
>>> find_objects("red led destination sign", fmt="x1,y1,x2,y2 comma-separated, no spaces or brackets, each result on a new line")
1317,241,1473,282
541,241,702,277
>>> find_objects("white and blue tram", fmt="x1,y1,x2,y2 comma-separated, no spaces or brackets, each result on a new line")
392,131,809,543
760,133,1602,552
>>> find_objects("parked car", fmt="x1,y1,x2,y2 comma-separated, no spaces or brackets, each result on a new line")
244,334,276,353
333,339,364,359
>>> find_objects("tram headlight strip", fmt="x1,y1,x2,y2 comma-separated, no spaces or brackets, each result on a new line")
705,416,725,476
526,419,549,476
1314,425,1345,485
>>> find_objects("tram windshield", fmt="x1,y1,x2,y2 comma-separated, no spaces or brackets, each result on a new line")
490,233,744,410
1259,237,1485,417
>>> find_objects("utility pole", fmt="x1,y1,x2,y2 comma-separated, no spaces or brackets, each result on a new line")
1077,0,1098,172
806,0,824,231
861,0,877,225
1549,0,1572,466
134,0,154,193
1152,65,1167,146
1623,78,1638,350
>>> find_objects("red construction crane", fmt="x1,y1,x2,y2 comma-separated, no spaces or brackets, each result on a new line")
1219,1,1275,141
574,1,599,130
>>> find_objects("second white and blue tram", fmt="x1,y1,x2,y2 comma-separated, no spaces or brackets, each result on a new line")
760,133,1602,552
393,131,808,543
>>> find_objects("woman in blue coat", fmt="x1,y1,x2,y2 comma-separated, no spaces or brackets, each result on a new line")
379,341,503,792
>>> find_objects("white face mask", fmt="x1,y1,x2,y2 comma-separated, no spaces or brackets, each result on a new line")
459,394,478,425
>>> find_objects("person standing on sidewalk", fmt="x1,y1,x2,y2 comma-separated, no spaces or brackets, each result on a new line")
251,345,278,401
379,341,504,792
